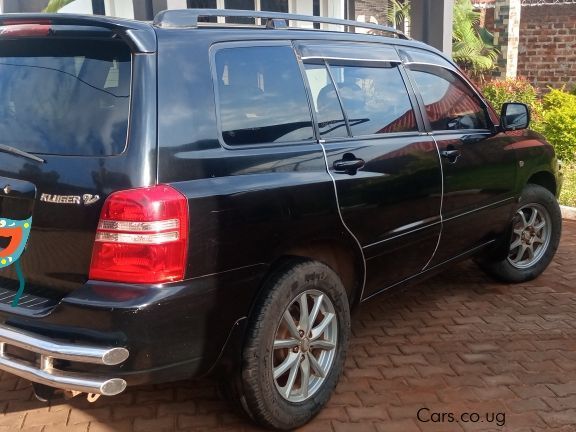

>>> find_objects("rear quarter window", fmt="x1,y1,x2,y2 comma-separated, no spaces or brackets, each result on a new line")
0,39,131,156
213,45,314,146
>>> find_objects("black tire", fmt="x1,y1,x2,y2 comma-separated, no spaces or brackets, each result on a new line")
480,184,562,283
226,259,351,430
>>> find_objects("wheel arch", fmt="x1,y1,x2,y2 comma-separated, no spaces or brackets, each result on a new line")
213,238,364,378
239,237,364,335
527,170,557,197
284,241,363,304
264,239,365,309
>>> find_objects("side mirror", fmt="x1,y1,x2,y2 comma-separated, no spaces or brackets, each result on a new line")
501,102,530,131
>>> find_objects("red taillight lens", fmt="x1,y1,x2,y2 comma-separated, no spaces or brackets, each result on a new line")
89,185,189,284
0,20,52,37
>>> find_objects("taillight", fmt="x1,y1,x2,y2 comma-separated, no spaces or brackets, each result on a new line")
89,185,189,284
0,20,52,37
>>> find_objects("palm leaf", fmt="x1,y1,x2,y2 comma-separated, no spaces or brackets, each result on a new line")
452,0,498,78
43,0,74,13
386,0,411,33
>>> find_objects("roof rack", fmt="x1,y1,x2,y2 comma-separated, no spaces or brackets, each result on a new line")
153,9,408,39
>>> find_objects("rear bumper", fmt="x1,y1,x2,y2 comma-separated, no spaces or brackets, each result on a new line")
0,264,266,394
0,324,128,395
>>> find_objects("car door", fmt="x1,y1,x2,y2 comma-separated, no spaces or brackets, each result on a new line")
403,49,517,266
296,41,442,299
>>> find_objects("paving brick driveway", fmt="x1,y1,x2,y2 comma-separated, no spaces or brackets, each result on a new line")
0,221,575,432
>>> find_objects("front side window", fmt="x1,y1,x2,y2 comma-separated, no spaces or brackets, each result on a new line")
327,63,418,136
408,65,489,131
215,45,314,146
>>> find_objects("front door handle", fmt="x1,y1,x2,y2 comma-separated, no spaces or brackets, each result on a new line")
333,155,365,174
440,149,461,163
461,133,489,144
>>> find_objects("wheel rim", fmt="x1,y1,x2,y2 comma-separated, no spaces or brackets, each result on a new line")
271,289,338,403
507,203,552,269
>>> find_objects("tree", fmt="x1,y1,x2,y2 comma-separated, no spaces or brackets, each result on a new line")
43,0,74,13
452,0,498,80
387,0,411,35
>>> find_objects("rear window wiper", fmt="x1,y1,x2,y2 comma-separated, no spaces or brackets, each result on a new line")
0,144,45,163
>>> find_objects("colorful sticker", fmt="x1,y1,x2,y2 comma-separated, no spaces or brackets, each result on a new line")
0,217,32,307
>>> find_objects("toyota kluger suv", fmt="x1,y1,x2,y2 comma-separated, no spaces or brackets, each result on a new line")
0,9,562,430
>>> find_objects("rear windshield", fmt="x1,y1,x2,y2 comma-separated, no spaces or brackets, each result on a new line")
0,39,131,156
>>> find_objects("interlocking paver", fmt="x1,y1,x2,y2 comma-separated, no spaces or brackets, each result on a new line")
0,220,573,431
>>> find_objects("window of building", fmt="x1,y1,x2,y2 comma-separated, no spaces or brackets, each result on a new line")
408,65,489,131
224,0,255,23
177,0,332,26
187,0,217,6
215,45,314,146
326,63,418,136
186,0,218,22
304,64,348,139
313,0,320,28
187,0,289,23
260,0,288,12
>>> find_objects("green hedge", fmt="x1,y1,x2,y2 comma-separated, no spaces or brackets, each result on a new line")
535,89,576,163
482,77,542,121
560,163,576,207
482,79,576,163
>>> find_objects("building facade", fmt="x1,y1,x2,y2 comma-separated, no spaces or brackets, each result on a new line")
0,0,454,54
478,0,576,89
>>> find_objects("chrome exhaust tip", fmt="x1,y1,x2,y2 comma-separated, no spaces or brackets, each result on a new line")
102,348,130,366
0,324,130,397
100,378,128,396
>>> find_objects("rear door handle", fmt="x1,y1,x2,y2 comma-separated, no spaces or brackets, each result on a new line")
440,149,461,163
333,157,365,174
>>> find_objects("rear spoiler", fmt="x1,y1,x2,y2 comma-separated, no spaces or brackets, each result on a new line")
0,13,156,53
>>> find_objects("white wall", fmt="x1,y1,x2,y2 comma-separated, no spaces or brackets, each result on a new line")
321,0,343,30
167,0,187,8
105,0,135,18
289,0,314,28
59,0,93,13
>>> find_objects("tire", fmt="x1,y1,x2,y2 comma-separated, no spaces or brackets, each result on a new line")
227,259,351,430
480,184,562,283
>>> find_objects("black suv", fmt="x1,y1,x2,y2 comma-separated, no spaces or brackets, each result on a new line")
0,9,562,430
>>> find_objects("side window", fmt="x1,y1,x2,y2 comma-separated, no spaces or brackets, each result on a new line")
408,65,489,131
327,63,418,136
214,46,314,146
303,63,348,139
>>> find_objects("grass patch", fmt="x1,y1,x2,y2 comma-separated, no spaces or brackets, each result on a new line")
560,163,576,207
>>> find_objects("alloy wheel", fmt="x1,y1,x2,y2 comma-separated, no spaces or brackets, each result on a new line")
271,289,338,403
507,203,552,269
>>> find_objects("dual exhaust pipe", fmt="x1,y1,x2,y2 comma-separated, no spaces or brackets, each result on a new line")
0,324,129,397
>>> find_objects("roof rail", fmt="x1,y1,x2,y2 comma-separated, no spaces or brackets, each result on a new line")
153,9,408,39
